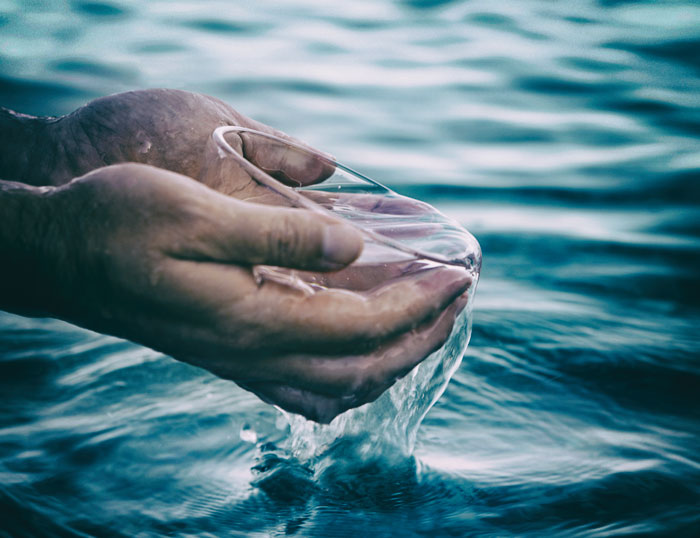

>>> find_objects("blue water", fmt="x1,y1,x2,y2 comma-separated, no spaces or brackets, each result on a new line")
1,1,699,536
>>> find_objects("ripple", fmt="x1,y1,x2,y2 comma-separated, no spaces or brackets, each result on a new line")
515,74,630,96
48,58,137,81
605,38,700,72
129,41,188,54
182,18,270,35
71,1,130,18
0,74,90,115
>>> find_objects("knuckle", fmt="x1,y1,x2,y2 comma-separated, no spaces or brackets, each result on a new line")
345,368,378,400
266,219,302,262
355,310,392,343
265,213,318,263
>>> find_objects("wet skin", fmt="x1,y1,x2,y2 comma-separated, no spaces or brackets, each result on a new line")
0,90,471,423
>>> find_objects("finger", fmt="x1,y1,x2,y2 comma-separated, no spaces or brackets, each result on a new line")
255,295,465,399
237,116,337,184
239,131,336,187
251,265,472,351
341,292,469,406
240,295,468,423
157,260,471,355
175,196,364,271
237,382,348,424
146,296,466,424
198,133,273,200
199,129,335,201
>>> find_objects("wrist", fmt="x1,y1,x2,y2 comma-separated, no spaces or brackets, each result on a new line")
0,108,61,186
0,180,64,316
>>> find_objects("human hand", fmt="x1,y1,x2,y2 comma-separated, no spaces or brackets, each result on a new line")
3,89,474,421
25,89,333,197
20,88,446,279
32,163,471,422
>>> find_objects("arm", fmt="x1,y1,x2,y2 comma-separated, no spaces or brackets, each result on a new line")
0,108,60,186
0,179,58,315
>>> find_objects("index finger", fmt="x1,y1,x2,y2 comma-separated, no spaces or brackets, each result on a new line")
238,295,467,423
159,259,472,356
234,121,336,187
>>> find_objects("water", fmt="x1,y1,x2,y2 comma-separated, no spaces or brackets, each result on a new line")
1,0,699,536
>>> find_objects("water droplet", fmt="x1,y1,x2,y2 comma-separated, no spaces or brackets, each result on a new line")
240,423,257,444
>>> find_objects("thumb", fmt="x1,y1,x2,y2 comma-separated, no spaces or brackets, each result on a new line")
194,199,364,271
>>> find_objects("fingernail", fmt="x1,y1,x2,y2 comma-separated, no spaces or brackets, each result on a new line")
416,267,472,298
322,223,363,266
455,292,470,314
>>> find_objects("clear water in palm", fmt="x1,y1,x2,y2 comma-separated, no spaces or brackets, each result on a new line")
1,1,698,536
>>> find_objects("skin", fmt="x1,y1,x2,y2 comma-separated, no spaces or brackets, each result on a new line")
0,90,472,423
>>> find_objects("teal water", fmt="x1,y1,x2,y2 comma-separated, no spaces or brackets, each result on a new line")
1,1,699,536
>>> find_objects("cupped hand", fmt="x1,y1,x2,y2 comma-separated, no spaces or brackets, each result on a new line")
31,88,331,198
42,163,471,422
16,89,475,422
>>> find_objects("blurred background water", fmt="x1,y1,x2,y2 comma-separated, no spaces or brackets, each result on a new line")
1,0,699,536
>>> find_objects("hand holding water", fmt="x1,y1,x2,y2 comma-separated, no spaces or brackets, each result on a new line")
0,90,471,422
3,88,336,193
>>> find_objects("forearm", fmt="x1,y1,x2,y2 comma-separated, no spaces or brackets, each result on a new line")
0,108,63,186
0,179,59,316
